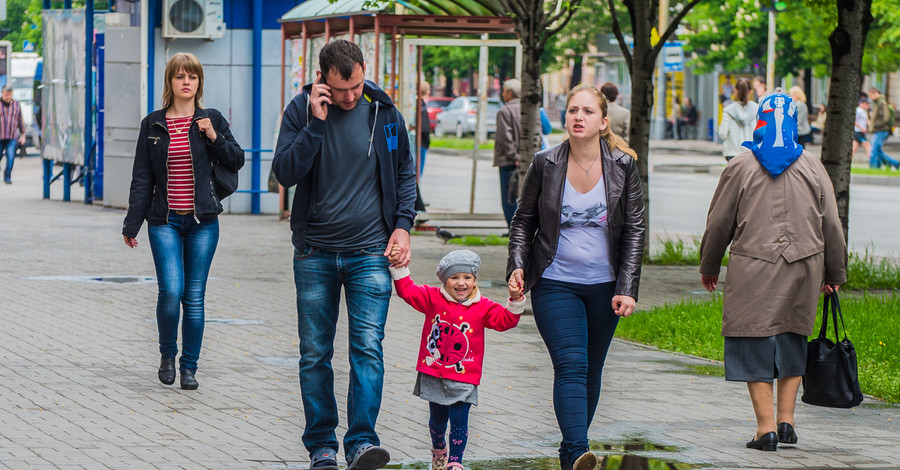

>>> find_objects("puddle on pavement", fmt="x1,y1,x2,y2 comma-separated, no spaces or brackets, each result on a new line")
650,359,725,377
141,317,266,325
377,454,702,469
24,275,156,284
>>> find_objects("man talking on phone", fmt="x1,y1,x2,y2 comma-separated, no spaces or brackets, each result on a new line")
273,40,416,470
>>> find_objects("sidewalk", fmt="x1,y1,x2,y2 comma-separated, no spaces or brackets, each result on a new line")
1,156,898,469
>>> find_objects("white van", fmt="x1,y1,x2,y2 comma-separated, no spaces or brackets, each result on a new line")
10,52,41,155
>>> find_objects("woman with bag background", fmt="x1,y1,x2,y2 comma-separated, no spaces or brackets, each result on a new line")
122,52,244,390
699,90,846,451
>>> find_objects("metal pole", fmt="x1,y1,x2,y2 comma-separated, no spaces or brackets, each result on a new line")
147,0,157,111
653,0,670,140
468,35,488,214
251,0,262,214
43,0,52,198
766,10,776,90
84,0,94,204
96,28,105,200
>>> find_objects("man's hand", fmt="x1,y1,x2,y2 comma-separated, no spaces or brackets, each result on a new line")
822,283,840,295
123,235,138,248
384,229,411,267
310,71,332,121
18,135,26,146
508,268,525,301
701,274,719,292
612,295,636,317
196,118,217,142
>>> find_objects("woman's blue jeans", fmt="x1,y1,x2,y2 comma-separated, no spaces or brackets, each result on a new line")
147,212,219,372
292,244,392,458
531,278,619,465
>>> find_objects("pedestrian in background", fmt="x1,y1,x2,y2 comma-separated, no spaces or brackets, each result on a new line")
752,76,768,102
507,84,645,470
867,87,899,170
417,82,431,176
388,248,525,470
600,82,630,144
272,39,417,470
789,87,811,147
493,79,522,231
0,85,26,184
679,97,699,140
852,98,872,159
810,103,826,143
122,52,245,391
718,78,758,162
700,90,846,452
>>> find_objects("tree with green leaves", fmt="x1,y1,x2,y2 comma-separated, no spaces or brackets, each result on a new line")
1,0,43,53
607,0,703,256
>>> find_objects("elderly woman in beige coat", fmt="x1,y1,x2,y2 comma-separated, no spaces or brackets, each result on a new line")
700,91,846,452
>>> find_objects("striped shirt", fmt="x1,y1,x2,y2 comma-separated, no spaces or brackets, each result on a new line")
0,99,25,141
166,116,195,211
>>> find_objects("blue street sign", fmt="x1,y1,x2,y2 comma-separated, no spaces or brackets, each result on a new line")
663,41,685,73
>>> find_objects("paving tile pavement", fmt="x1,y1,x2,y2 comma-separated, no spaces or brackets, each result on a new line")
1,157,898,469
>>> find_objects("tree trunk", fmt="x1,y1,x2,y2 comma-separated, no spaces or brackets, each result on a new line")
821,0,872,241
623,0,658,258
570,55,583,89
517,28,544,183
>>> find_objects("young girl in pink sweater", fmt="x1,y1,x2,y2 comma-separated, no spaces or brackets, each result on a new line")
388,248,525,470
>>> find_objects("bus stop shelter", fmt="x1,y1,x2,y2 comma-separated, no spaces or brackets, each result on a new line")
278,0,522,219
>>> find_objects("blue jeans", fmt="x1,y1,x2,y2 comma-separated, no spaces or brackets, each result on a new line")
498,165,518,228
419,147,428,176
1,139,16,183
147,212,219,372
293,243,392,458
869,131,899,169
531,278,619,465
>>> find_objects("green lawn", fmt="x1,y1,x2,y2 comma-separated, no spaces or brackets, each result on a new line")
430,136,494,150
851,166,900,177
617,292,900,403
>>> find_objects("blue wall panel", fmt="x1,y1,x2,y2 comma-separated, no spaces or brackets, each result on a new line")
225,0,304,30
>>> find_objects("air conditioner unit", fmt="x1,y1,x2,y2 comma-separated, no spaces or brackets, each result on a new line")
162,0,225,40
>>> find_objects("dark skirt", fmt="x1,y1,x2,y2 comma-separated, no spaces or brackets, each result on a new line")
724,332,807,382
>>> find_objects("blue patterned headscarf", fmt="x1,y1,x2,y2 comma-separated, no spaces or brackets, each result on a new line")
741,91,804,177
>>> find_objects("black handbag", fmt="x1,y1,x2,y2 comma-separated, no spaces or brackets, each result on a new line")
212,160,239,200
801,292,864,408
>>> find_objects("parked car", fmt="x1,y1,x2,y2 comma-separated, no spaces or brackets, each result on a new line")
425,97,453,132
433,97,502,138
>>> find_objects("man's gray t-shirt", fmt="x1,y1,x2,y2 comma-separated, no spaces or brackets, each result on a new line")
305,98,389,250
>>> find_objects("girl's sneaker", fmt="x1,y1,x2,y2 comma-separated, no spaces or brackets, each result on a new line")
430,447,448,470
446,463,464,469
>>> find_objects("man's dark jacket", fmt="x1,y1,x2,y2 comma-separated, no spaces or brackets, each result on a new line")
122,107,245,238
273,80,417,251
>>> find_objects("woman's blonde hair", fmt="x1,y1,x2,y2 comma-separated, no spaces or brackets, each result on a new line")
161,52,204,110
566,84,637,160
789,86,807,103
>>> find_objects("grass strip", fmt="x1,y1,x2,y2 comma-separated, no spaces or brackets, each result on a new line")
447,235,509,246
618,293,900,403
430,137,494,150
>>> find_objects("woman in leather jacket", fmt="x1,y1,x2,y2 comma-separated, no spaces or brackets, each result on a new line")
507,84,645,470
122,53,244,391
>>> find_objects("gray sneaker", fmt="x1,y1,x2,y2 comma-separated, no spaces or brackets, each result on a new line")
309,448,339,470
347,444,390,470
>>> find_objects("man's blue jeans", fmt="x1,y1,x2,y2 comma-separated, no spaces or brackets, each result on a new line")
1,139,17,183
293,243,391,458
498,165,518,228
531,278,619,466
869,131,899,169
147,212,219,372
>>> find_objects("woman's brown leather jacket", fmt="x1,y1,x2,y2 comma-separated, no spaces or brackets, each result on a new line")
506,139,645,299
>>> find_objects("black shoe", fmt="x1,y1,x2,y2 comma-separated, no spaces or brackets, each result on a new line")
180,368,198,390
777,422,798,444
158,357,176,385
347,444,390,470
746,431,778,451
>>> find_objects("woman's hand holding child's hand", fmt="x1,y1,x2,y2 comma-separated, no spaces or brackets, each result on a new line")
508,268,525,301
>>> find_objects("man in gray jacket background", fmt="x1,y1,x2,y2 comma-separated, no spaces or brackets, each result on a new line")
494,79,521,230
